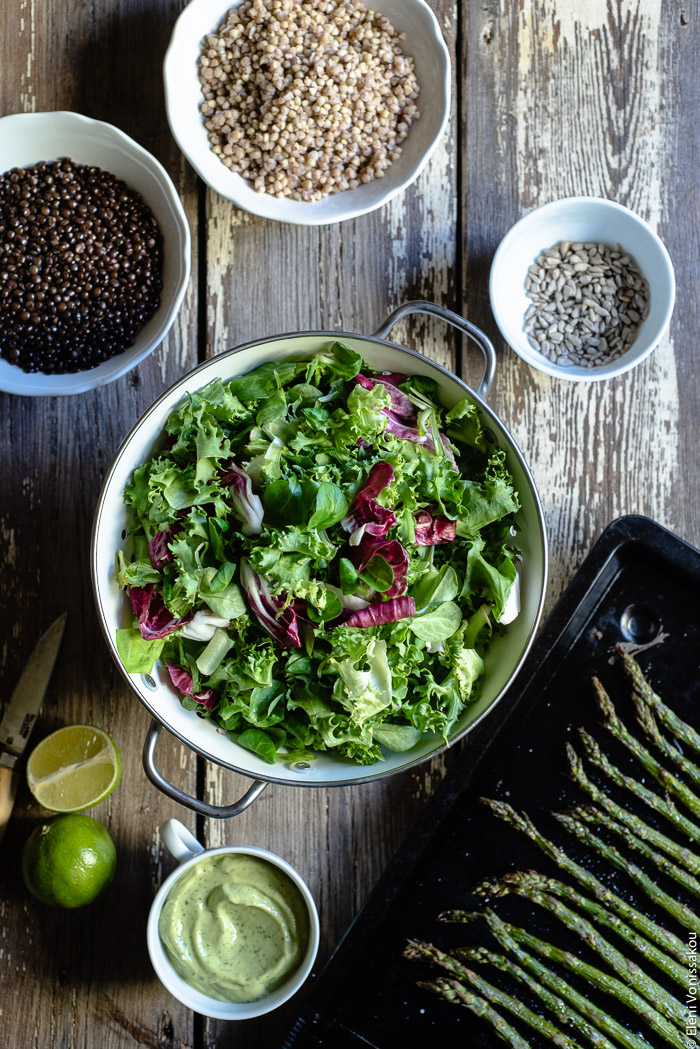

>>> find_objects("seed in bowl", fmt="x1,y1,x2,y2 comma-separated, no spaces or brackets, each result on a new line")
198,0,420,202
0,158,163,374
523,241,649,368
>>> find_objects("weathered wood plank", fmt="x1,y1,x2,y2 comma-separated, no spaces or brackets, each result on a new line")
463,0,695,618
0,1,200,1047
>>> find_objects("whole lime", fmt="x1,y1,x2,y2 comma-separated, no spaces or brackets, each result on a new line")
21,814,117,908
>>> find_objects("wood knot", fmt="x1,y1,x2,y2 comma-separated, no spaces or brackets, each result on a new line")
481,20,494,45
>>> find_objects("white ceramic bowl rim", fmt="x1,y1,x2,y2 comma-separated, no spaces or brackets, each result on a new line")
489,195,676,383
0,111,191,396
91,321,548,797
147,838,320,1019
163,0,451,224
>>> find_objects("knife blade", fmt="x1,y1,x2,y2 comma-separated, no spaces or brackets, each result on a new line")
0,613,67,844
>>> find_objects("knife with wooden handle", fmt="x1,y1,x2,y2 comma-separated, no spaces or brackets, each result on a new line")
0,614,67,844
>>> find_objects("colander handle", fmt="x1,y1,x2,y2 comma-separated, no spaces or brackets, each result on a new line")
373,300,496,400
143,720,268,818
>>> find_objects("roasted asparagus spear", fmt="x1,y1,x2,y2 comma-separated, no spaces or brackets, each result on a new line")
593,678,700,820
440,908,683,1048
574,804,700,900
473,868,686,988
457,936,654,1049
418,978,533,1048
407,941,585,1048
483,798,686,961
556,811,700,929
567,742,700,872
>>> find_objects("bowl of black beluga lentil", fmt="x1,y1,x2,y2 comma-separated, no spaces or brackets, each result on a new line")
488,196,675,382
0,111,191,396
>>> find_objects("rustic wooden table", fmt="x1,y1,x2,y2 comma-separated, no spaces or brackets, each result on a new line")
1,1,698,1046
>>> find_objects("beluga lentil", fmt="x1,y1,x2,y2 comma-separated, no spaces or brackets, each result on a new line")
523,241,649,369
0,158,163,374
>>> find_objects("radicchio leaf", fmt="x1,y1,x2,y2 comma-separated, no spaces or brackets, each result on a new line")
373,372,407,388
148,524,180,570
352,532,409,599
341,461,397,539
384,412,457,466
239,559,302,649
354,376,457,467
343,596,416,629
355,373,414,420
220,460,264,536
129,585,192,640
165,662,216,709
414,510,457,545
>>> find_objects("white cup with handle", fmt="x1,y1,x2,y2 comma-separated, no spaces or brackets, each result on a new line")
147,818,320,1019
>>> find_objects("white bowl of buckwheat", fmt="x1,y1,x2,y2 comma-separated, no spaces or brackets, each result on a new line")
164,0,450,225
489,197,676,382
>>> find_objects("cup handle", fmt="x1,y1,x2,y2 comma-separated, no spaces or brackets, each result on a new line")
373,299,497,401
143,719,268,818
159,818,205,863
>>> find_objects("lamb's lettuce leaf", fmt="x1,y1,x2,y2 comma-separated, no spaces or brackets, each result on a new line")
116,628,164,674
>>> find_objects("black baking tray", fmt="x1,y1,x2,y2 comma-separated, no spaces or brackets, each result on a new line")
281,515,700,1048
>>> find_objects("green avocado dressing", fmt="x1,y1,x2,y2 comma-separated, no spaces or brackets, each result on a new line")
158,853,310,1002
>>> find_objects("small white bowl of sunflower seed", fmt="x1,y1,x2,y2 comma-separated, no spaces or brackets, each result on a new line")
489,197,675,381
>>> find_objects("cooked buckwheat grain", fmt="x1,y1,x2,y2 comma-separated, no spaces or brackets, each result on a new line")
198,0,421,202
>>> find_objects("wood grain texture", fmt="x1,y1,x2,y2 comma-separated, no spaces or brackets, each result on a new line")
463,0,694,612
0,2,200,1047
0,0,699,1046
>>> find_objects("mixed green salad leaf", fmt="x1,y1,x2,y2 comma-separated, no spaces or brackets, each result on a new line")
116,343,522,766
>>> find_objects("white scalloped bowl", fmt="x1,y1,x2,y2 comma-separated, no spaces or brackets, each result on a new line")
489,197,675,382
163,0,451,224
0,112,191,396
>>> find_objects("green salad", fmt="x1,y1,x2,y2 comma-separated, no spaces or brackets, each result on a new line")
116,342,521,766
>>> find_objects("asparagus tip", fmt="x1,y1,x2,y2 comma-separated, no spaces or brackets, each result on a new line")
578,726,601,756
438,908,479,924
404,938,431,960
634,696,660,736
481,796,513,816
593,677,615,717
567,804,599,824
471,877,507,898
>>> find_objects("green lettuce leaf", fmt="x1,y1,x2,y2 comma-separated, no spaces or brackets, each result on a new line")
329,638,393,727
461,536,517,620
409,602,462,642
308,481,348,530
446,398,487,451
331,383,390,447
116,628,164,674
371,723,422,752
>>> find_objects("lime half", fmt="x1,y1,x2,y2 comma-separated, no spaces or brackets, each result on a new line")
27,724,121,812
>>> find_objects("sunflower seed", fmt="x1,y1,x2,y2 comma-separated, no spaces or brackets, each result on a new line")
521,239,649,369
